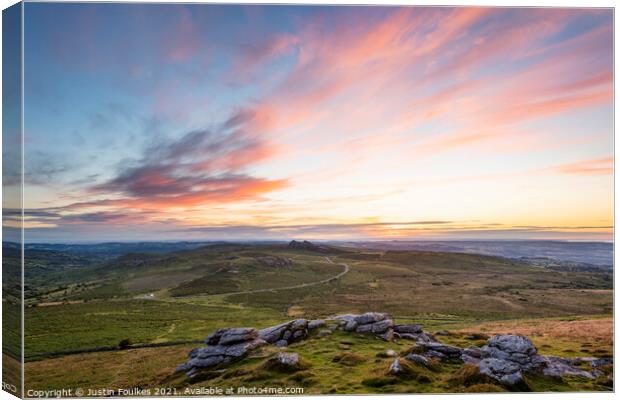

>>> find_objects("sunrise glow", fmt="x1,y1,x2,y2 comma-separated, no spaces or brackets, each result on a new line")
10,4,613,242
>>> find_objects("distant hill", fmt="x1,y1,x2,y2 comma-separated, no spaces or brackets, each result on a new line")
287,240,330,253
4,241,219,260
338,240,613,269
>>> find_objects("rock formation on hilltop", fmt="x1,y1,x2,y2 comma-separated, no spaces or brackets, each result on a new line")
176,312,612,390
256,256,293,268
287,240,330,253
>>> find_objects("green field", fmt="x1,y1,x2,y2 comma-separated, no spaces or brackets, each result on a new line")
18,243,613,393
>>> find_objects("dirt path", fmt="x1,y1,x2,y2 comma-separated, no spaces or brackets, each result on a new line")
181,257,350,300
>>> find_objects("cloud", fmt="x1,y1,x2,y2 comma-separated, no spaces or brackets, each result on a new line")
85,118,286,210
552,157,613,176
60,211,142,224
232,33,299,79
171,219,611,241
217,7,612,171
22,6,613,242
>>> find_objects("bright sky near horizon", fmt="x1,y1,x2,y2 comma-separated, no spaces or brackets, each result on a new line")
5,3,613,242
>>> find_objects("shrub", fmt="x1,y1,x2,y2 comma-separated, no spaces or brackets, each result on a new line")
261,355,310,373
289,370,316,384
332,352,367,366
401,345,425,356
447,364,494,387
465,333,489,340
462,383,507,392
361,376,398,387
386,359,433,383
118,338,132,348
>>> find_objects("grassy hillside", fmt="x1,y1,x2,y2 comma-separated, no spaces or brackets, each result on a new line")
22,243,613,393
25,316,613,394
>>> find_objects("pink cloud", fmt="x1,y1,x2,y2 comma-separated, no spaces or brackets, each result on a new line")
552,157,613,176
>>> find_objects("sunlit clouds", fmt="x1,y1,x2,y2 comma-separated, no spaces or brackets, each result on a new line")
18,4,613,242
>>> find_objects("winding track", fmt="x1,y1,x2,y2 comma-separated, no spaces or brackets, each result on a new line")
205,256,349,297
160,256,350,300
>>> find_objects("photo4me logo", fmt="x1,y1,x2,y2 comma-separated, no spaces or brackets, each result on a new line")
183,386,304,396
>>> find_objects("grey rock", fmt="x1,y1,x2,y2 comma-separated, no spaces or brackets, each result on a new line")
291,319,308,330
355,324,373,334
259,322,289,343
292,330,306,340
223,338,266,358
332,314,356,323
385,349,398,357
387,358,405,375
422,342,462,357
378,329,394,342
591,370,605,378
424,350,446,359
509,352,531,366
276,352,300,367
193,346,227,358
394,324,422,334
219,328,258,345
175,363,190,373
479,357,521,379
570,356,597,364
405,353,429,367
188,355,228,369
396,333,418,340
591,358,612,368
541,356,595,379
371,319,394,334
275,340,289,348
344,320,358,332
481,345,512,361
355,312,388,325
205,328,228,345
415,332,435,343
530,354,548,368
308,319,325,330
463,346,482,358
461,354,481,365
487,335,537,356
500,371,524,386
282,330,292,341
317,329,333,338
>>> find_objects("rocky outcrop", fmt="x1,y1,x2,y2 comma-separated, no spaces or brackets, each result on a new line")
459,334,601,386
288,240,330,253
308,319,325,330
257,256,293,268
417,341,463,360
177,327,266,378
333,312,394,340
539,356,599,379
258,319,311,347
405,353,431,367
178,313,610,386
387,357,406,375
206,327,258,345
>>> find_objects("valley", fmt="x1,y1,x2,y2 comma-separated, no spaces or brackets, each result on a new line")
5,240,612,394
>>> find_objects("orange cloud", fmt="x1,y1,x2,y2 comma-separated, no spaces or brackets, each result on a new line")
553,157,613,176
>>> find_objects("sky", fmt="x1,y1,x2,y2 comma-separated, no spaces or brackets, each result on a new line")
4,4,614,242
